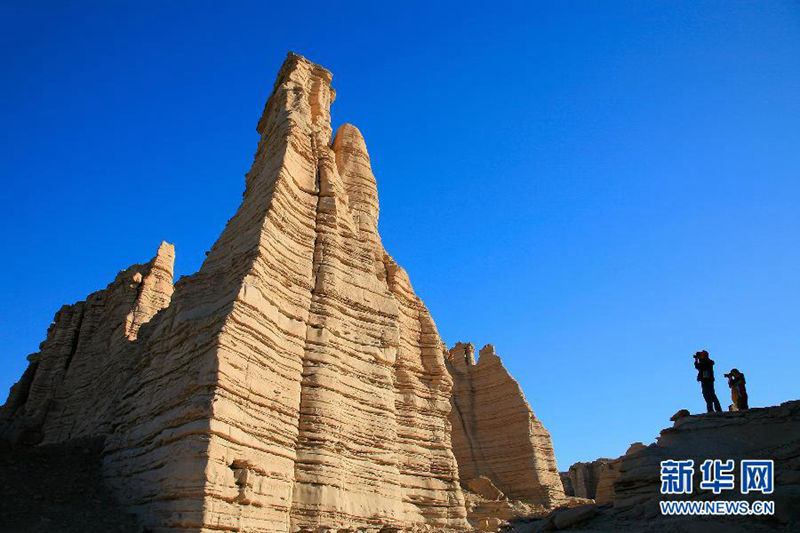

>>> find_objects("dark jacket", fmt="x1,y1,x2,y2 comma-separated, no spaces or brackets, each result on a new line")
729,372,747,393
695,358,715,382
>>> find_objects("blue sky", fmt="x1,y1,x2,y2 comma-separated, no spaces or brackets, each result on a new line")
1,1,798,469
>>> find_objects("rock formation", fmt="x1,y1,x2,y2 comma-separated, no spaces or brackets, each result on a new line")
447,342,565,508
561,460,607,500
105,52,472,532
558,472,573,497
612,404,800,523
2,53,474,532
523,401,800,531
0,242,174,446
560,443,645,504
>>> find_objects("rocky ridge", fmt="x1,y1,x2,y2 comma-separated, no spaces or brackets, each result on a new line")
517,401,800,532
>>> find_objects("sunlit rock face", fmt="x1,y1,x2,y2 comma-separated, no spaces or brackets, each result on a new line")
0,242,175,446
1,53,470,532
446,342,566,509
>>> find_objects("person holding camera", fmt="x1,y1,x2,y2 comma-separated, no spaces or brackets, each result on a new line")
694,350,722,413
725,368,749,411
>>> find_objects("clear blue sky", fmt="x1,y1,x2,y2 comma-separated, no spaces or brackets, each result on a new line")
2,2,799,469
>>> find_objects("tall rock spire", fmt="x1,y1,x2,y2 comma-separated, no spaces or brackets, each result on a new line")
102,53,467,531
2,52,564,531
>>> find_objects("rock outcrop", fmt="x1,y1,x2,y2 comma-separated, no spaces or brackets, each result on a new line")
612,403,800,523
561,443,645,504
561,459,607,500
522,401,800,532
447,342,565,509
2,53,474,532
105,52,469,532
0,242,175,446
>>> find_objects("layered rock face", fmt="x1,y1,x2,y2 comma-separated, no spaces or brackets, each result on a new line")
0,242,174,446
3,53,471,532
561,443,645,504
105,53,468,532
613,403,800,520
534,402,800,532
561,460,607,500
447,342,565,508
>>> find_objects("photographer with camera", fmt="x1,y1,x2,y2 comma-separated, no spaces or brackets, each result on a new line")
694,350,722,413
725,368,749,411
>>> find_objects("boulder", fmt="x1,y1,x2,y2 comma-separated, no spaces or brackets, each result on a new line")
467,476,506,500
670,408,691,421
552,504,598,529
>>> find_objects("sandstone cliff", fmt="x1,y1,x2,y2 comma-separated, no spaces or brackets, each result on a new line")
561,443,645,504
104,52,470,532
0,242,174,446
2,53,472,532
447,342,565,508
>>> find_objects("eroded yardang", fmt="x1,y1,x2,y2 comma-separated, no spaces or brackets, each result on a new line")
2,53,470,532
447,342,565,511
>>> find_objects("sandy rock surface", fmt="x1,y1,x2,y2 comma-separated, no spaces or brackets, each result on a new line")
447,343,566,509
0,242,174,446
1,53,474,532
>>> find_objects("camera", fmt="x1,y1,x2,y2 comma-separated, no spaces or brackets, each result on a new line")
724,373,732,378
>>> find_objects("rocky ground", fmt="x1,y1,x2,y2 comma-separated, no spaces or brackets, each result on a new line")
507,401,800,532
0,437,139,532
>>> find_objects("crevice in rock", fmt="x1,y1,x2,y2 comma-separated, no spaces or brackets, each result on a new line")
62,307,85,374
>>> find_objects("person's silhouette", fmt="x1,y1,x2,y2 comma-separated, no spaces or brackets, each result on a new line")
726,368,749,410
694,350,722,413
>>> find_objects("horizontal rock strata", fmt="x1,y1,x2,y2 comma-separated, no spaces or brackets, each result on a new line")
0,242,174,446
561,442,645,504
447,342,565,510
2,52,573,533
3,53,475,532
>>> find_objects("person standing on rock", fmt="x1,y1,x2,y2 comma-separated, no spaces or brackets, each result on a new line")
694,350,722,413
725,368,749,410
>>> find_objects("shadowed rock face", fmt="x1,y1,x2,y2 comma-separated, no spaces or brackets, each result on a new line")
447,342,565,508
2,53,471,532
561,443,645,504
543,402,800,532
613,402,800,518
561,459,608,500
0,438,140,532
0,242,175,446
